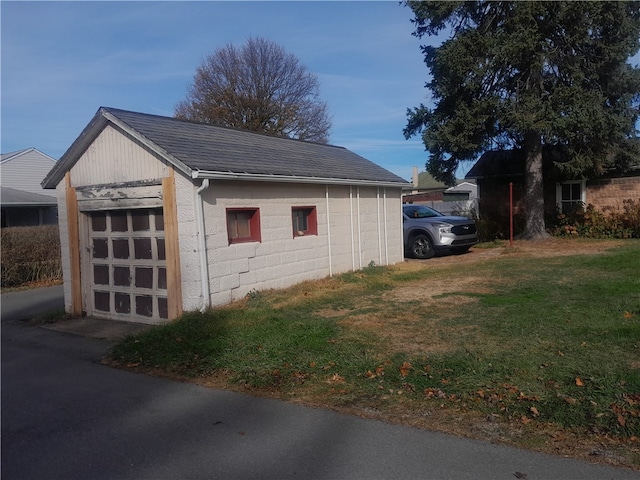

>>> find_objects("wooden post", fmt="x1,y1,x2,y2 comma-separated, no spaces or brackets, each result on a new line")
162,169,183,320
65,173,82,316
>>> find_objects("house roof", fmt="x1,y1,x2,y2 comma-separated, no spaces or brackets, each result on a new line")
0,187,57,206
465,150,525,180
43,107,410,189
1,147,56,164
416,172,448,190
467,147,640,181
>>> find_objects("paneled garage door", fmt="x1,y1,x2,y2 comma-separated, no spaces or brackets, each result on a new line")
88,209,168,322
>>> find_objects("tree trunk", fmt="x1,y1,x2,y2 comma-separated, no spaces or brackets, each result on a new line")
522,132,550,240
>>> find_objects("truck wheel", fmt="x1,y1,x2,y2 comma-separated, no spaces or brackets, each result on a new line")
410,234,435,259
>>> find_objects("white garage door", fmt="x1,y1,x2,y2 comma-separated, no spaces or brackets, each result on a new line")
88,209,168,322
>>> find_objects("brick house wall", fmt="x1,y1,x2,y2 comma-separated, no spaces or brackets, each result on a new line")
587,176,640,210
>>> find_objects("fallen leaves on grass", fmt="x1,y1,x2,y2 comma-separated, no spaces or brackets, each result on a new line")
400,361,412,378
327,373,345,384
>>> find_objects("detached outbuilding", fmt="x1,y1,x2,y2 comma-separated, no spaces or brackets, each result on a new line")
43,107,409,324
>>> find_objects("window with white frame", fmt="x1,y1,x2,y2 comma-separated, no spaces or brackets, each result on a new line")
292,206,317,237
556,180,586,213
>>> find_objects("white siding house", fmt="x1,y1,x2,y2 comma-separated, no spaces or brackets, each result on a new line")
1,148,58,226
43,107,410,324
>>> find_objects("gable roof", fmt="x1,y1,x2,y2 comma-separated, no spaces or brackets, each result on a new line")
2,147,58,197
465,150,525,180
1,147,56,164
467,146,640,181
43,107,409,189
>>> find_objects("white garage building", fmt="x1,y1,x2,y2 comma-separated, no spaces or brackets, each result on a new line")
43,107,409,324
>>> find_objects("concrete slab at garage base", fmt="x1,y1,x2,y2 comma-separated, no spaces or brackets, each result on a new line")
42,317,154,341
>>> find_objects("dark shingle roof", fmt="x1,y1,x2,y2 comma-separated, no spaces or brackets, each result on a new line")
1,187,56,206
465,150,526,179
43,107,409,188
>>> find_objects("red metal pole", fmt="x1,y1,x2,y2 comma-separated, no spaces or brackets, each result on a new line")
509,182,514,247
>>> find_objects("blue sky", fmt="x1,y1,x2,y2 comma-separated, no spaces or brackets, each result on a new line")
1,1,451,183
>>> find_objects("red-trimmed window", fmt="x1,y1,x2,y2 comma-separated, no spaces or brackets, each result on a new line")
292,206,317,237
227,208,261,244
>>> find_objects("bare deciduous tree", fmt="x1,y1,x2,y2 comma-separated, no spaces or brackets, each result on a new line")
175,37,332,143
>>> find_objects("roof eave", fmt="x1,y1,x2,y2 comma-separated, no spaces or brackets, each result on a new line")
192,170,410,188
1,201,58,206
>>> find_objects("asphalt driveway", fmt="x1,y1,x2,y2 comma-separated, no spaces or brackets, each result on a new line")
2,286,639,479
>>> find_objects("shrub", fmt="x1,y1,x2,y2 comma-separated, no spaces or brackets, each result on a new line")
551,199,640,239
1,225,62,287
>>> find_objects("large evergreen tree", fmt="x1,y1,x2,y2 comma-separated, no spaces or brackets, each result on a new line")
403,1,640,239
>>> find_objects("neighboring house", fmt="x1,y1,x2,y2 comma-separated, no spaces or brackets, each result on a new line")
1,148,58,227
466,149,640,223
444,181,477,201
42,107,410,324
403,166,449,203
403,166,478,216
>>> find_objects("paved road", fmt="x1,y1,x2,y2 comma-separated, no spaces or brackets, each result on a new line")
2,287,639,480
1,284,64,322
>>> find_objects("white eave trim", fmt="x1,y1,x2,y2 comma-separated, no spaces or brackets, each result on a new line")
191,170,410,188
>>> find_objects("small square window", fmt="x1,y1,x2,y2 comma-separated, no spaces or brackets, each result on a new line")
134,238,152,259
113,266,131,287
292,206,317,237
93,239,109,259
132,210,150,231
136,295,153,317
91,212,107,232
115,293,131,314
226,208,261,244
111,211,128,232
93,265,109,285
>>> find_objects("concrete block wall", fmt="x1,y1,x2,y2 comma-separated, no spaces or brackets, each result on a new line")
174,172,200,312
587,177,640,210
201,181,403,306
55,182,72,314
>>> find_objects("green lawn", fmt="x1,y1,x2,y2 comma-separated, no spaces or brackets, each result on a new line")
108,239,640,466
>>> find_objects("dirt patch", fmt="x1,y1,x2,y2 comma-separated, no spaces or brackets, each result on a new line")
402,238,626,267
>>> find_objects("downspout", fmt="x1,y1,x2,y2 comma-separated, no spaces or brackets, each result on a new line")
195,179,210,312
377,188,382,265
325,185,333,277
349,186,355,271
357,187,362,269
383,188,389,265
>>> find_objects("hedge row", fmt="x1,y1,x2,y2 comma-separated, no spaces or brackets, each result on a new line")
1,225,62,288
551,199,640,239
